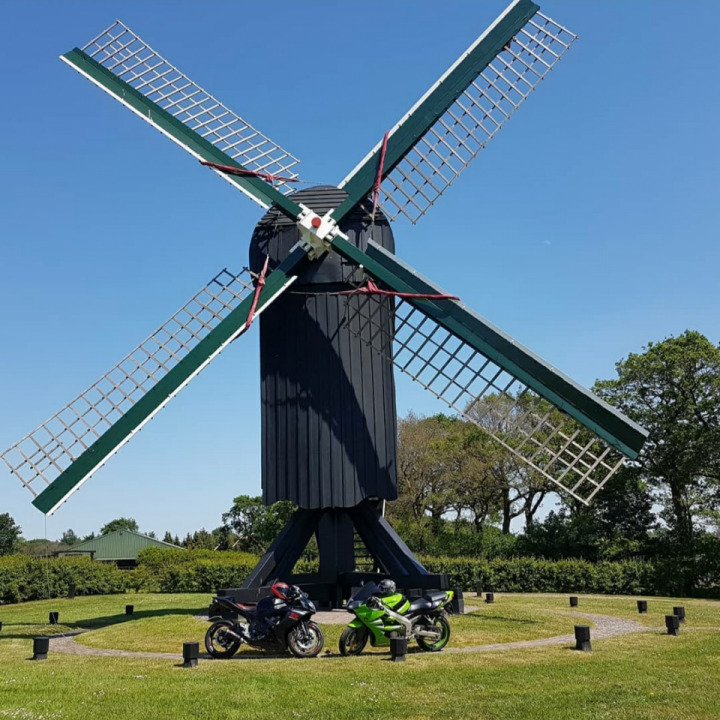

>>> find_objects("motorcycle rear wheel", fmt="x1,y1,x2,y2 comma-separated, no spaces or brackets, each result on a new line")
416,615,451,652
287,621,324,658
339,626,369,657
205,620,241,659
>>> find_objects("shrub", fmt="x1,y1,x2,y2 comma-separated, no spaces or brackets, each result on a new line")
420,556,657,595
0,555,126,604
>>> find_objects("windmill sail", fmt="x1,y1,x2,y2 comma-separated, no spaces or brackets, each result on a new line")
63,20,302,214
2,249,307,515
331,237,648,504
335,0,576,224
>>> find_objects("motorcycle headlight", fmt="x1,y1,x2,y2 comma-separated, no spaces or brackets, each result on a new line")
307,600,316,612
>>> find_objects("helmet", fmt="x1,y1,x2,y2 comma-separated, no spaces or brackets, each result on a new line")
378,579,396,596
271,581,291,599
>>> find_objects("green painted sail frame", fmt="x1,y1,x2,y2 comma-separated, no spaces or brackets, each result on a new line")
330,235,648,460
61,47,305,222
32,247,309,515
333,0,539,223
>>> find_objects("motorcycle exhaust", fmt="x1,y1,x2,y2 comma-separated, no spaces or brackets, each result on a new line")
415,629,442,639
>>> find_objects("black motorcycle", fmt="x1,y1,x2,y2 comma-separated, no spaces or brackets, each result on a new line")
205,581,324,658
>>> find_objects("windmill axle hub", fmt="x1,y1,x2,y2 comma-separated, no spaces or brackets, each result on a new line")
296,203,343,260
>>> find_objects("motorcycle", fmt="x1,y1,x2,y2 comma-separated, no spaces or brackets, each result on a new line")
339,580,453,656
205,581,324,659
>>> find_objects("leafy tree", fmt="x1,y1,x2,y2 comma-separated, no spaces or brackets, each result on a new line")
83,532,96,542
466,394,556,532
594,331,720,547
101,518,139,535
0,513,22,555
162,531,174,544
61,529,79,546
211,525,237,551
222,496,295,553
185,529,216,550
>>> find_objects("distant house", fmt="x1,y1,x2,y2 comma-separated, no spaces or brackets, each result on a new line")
55,529,183,569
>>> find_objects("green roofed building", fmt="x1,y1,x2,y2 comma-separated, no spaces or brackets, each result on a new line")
56,529,183,569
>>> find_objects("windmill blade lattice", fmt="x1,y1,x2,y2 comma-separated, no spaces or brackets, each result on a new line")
68,20,301,206
331,237,647,505
343,294,622,504
1,257,303,515
338,2,576,224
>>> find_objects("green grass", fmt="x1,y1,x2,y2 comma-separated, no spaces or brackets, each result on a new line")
1,593,719,719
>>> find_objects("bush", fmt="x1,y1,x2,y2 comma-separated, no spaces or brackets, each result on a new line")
0,555,126,604
420,556,657,595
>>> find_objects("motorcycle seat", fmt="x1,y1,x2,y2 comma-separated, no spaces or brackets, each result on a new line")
426,591,448,604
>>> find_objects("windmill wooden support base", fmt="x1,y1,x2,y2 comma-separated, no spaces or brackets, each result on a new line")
219,500,448,609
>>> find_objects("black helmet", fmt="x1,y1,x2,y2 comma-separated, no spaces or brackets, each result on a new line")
378,579,396,595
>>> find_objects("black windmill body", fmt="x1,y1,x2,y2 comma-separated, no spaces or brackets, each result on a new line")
4,1,649,608
249,187,398,511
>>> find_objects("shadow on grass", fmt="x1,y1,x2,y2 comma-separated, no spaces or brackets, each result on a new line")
463,613,540,626
74,606,204,629
0,607,206,640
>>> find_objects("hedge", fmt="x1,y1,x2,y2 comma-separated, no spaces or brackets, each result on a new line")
1,550,714,604
0,555,126,604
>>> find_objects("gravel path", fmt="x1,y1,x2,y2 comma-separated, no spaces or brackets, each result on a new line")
48,609,652,661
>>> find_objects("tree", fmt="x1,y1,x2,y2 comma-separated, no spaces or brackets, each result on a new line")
594,331,720,547
185,529,216,550
394,413,505,531
162,531,174,544
61,529,79,546
101,518,139,535
0,513,21,555
466,394,558,533
222,496,295,553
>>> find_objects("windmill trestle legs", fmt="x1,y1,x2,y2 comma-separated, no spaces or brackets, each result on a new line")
217,500,449,609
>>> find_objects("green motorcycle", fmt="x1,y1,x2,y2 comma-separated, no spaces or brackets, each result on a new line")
339,580,453,656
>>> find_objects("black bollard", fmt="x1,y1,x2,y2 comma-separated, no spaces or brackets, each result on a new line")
390,637,407,662
485,592,495,604
32,637,50,660
574,625,591,651
125,605,134,616
0,621,3,632
637,600,648,614
450,591,464,615
476,584,483,598
569,596,578,608
665,615,680,636
672,606,685,624
48,612,59,626
182,642,199,668
68,583,76,600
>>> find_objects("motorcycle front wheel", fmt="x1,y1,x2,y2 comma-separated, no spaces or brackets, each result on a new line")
287,621,324,658
416,615,451,652
205,620,241,659
339,626,369,657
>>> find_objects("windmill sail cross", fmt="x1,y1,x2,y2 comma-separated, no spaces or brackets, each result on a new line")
330,236,648,505
336,0,576,225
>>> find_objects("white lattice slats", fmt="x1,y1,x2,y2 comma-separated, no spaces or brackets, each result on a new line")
1,247,307,515
336,1,576,225
64,21,301,208
331,237,648,505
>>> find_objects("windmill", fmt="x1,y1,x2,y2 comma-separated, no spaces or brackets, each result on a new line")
2,0,648,607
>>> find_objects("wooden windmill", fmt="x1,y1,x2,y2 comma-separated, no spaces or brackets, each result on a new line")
2,0,647,606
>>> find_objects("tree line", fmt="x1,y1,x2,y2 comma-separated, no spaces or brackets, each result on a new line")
2,330,718,594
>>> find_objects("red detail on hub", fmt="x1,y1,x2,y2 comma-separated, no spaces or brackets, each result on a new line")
311,217,322,229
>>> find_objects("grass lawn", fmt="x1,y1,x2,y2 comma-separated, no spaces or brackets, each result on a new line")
0,593,719,719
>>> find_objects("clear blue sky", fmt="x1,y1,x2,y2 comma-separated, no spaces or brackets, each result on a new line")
2,1,719,541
